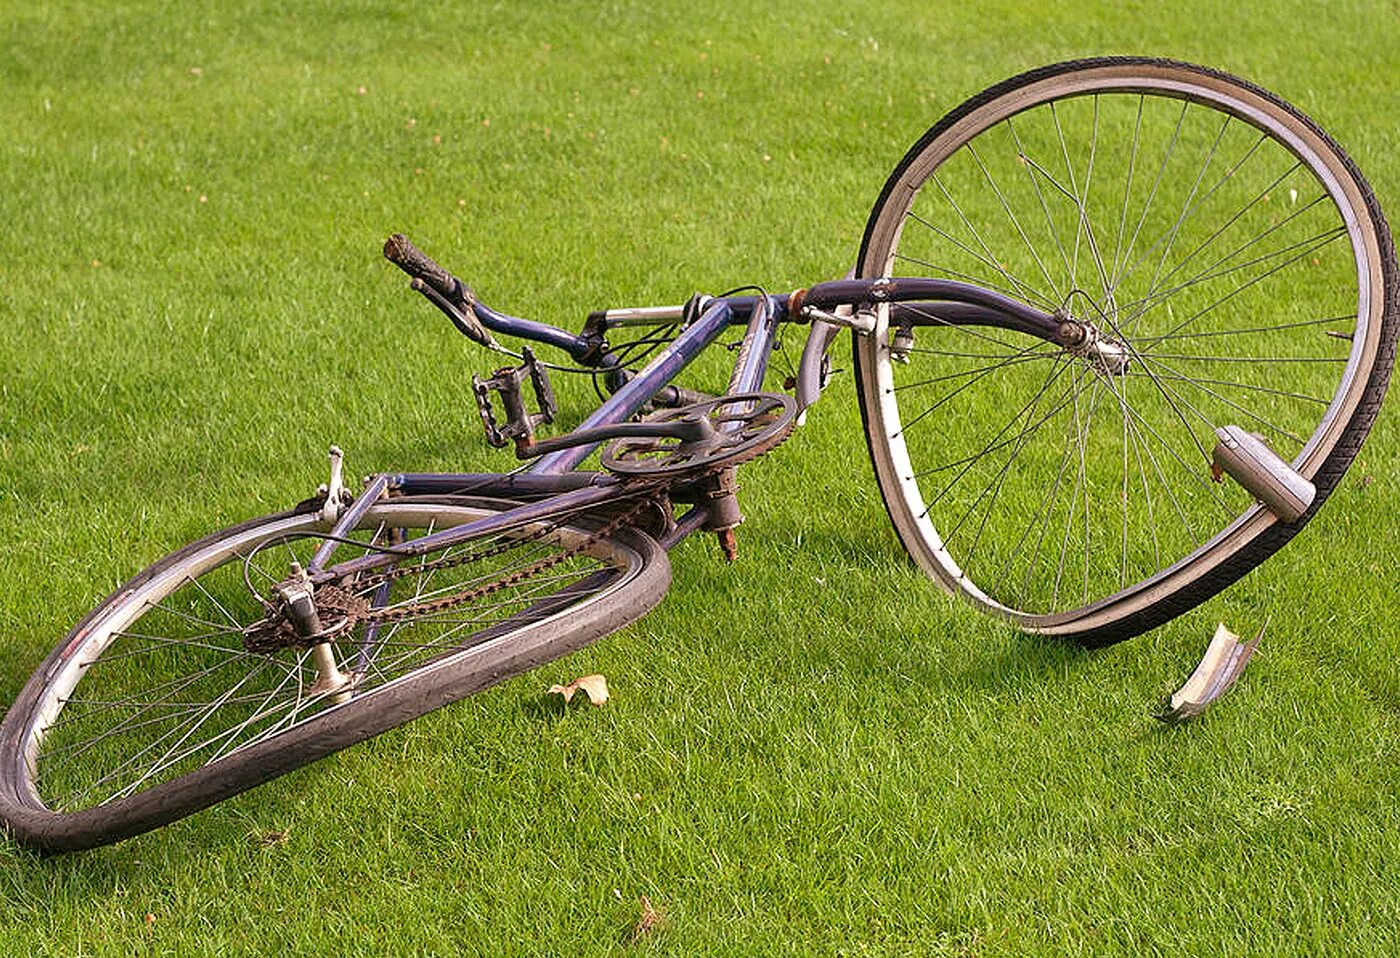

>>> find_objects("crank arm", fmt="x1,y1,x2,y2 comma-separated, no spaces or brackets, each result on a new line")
514,418,717,460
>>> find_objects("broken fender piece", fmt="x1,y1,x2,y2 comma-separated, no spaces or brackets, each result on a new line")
1155,621,1266,724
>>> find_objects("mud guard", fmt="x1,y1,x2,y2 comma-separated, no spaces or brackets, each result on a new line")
794,268,857,421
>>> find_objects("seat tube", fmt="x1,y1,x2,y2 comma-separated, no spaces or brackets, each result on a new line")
726,294,780,396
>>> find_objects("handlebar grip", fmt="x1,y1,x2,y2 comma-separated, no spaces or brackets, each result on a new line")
383,234,459,302
384,233,496,348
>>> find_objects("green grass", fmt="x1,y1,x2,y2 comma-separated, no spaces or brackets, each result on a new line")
1,0,1398,954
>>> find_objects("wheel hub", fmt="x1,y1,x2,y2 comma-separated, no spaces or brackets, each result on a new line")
242,578,367,654
1057,318,1131,376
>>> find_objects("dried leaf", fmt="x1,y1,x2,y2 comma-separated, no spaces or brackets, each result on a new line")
548,673,609,706
629,895,663,943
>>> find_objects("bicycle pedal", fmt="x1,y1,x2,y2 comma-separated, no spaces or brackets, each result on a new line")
471,346,557,452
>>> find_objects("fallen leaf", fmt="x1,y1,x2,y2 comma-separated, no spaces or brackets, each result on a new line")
629,895,663,943
548,673,609,706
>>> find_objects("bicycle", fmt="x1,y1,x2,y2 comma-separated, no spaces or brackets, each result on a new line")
1,57,1393,852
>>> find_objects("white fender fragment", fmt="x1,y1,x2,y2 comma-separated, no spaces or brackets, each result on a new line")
1155,620,1266,724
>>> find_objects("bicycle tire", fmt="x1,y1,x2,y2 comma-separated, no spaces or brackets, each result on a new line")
853,58,1397,646
0,495,670,852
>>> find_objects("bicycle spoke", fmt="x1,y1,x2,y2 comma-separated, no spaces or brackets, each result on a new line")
1139,114,1231,305
84,657,278,807
929,172,1053,309
1128,224,1347,338
1110,94,1145,283
954,358,1073,574
1007,116,1076,286
893,250,1058,310
1133,313,1353,347
917,359,1073,509
1121,155,1304,299
965,141,1064,301
1117,195,1330,321
893,340,1057,438
1110,99,1188,297
1129,353,1308,446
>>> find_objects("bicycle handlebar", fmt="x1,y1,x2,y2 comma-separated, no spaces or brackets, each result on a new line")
383,233,500,348
383,233,462,302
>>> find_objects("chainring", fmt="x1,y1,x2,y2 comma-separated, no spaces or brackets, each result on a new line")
600,392,797,478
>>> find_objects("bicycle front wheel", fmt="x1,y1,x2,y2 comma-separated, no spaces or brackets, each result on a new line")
855,58,1396,645
0,495,669,852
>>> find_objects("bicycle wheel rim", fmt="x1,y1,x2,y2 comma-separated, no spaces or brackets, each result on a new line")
854,58,1393,636
0,497,667,849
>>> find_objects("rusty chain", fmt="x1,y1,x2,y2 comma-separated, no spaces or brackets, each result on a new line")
345,489,661,627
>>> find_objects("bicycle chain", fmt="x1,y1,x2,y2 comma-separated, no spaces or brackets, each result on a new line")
345,488,661,627
244,487,663,653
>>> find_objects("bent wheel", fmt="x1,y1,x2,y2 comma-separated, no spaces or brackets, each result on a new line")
855,57,1397,645
0,496,670,852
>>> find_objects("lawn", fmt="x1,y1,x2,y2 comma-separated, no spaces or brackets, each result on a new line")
0,0,1397,954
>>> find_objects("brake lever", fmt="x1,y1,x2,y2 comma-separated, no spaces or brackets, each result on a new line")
410,277,499,350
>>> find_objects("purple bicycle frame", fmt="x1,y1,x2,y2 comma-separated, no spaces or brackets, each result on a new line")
306,276,1062,582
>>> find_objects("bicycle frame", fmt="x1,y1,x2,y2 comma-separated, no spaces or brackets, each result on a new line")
304,275,1066,583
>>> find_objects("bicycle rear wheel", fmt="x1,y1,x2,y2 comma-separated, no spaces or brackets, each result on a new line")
855,58,1397,645
0,495,669,852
